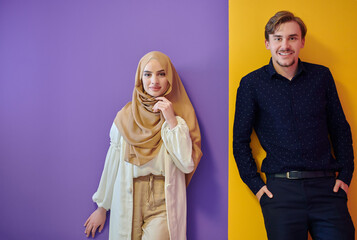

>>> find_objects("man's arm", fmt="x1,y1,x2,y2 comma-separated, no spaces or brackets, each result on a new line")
233,77,265,195
325,69,354,186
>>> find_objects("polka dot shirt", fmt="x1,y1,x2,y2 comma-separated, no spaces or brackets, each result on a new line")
233,59,354,194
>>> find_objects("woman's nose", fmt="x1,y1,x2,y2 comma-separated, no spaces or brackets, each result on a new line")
150,75,159,84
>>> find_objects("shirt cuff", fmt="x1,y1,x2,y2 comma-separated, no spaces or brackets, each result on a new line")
243,175,266,195
337,169,353,186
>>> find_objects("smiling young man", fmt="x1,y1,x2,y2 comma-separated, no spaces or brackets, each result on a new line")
233,11,355,239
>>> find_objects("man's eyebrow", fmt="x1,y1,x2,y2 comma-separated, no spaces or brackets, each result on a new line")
272,34,299,37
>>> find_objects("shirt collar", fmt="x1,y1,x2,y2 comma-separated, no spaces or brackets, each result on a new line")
267,58,306,79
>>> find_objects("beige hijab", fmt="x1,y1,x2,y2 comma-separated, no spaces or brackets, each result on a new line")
114,51,202,184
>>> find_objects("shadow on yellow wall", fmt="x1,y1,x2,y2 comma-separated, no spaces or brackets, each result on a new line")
229,1,357,239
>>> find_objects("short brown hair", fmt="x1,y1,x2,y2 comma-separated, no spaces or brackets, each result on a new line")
265,11,307,41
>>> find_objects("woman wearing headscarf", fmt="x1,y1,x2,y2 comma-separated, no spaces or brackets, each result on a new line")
84,51,202,240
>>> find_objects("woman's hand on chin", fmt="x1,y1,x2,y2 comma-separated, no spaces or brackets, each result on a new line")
153,97,178,129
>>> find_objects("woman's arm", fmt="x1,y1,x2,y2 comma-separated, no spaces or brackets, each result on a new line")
162,116,194,173
84,207,107,238
153,96,194,173
84,123,121,237
92,123,121,209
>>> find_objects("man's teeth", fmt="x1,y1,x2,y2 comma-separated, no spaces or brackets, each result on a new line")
279,52,291,55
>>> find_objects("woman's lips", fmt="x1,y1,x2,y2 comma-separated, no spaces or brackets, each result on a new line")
150,86,161,91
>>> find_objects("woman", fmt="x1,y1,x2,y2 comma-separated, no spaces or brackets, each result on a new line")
84,51,202,240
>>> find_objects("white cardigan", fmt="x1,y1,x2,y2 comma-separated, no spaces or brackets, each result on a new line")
92,116,194,240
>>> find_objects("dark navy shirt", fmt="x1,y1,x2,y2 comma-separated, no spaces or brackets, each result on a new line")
233,59,354,194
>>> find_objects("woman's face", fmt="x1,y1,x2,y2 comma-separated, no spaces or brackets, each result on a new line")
142,59,169,97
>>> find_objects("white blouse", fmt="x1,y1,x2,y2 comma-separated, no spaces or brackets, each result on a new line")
108,116,193,178
93,116,194,209
133,154,165,177
92,116,194,239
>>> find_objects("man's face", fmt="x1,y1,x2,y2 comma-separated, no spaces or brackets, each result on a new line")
265,21,305,72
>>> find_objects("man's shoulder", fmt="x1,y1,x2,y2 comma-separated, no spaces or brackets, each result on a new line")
301,61,330,73
241,64,269,82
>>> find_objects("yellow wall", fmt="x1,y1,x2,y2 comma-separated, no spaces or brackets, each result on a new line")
229,1,357,239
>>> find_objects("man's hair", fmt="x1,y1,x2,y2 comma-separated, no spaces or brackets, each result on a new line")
265,11,307,41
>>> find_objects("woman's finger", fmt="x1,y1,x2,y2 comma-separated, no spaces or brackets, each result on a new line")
153,101,168,111
92,226,97,238
155,96,169,102
85,224,91,237
152,102,161,112
99,223,104,233
155,97,173,105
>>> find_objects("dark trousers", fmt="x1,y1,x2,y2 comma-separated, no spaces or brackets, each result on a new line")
260,176,355,240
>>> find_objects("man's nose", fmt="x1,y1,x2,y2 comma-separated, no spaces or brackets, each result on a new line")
281,38,290,48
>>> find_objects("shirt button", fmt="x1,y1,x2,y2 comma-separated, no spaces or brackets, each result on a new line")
128,187,132,193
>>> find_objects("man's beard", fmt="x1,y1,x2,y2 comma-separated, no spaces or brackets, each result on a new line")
276,59,295,68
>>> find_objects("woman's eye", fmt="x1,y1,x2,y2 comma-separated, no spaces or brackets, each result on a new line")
144,73,151,77
159,72,166,76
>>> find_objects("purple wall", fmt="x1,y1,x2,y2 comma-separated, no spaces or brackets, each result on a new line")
0,1,228,239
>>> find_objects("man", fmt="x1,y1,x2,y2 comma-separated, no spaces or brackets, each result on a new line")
233,11,355,240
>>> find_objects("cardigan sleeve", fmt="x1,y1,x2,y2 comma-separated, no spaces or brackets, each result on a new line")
92,123,121,210
161,116,194,174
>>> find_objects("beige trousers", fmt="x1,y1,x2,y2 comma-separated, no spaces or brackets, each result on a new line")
132,175,170,240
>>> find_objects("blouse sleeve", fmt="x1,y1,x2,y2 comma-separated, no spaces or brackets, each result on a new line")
161,116,194,174
92,123,121,210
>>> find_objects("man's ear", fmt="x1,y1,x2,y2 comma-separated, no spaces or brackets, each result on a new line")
265,39,270,49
